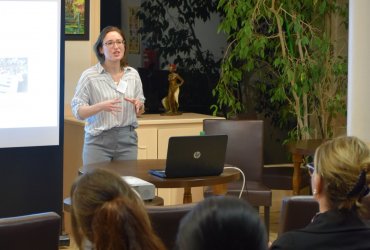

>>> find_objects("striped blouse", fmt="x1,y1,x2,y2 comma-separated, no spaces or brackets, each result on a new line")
71,63,145,136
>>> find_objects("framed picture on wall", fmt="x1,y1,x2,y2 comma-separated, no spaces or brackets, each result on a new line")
65,0,90,41
128,6,140,54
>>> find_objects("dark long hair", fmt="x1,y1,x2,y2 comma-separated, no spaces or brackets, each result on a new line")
70,168,166,250
93,26,128,67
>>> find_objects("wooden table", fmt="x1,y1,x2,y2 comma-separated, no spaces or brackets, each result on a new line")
287,139,325,195
80,159,240,203
63,111,223,205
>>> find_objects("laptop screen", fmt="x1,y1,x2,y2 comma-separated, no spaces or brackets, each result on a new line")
163,134,228,178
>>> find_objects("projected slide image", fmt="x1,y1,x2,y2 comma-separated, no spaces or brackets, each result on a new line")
0,58,28,94
0,0,61,148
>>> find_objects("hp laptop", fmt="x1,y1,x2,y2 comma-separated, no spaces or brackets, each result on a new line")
149,134,228,178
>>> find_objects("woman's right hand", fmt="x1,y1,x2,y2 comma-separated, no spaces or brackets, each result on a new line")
100,98,122,114
78,98,122,119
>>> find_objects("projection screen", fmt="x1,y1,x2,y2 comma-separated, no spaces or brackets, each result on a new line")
0,0,61,148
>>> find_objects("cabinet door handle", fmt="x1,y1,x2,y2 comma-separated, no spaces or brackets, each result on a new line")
138,145,147,149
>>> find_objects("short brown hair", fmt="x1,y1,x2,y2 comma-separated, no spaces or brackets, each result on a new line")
93,26,128,67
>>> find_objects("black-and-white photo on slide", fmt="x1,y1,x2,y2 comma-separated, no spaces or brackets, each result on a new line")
0,58,28,94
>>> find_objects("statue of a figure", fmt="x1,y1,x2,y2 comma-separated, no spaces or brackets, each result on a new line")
161,64,184,115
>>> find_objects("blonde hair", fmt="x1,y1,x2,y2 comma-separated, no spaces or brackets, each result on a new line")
70,168,166,250
314,136,370,210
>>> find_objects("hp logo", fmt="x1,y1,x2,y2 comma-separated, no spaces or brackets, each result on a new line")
193,151,201,159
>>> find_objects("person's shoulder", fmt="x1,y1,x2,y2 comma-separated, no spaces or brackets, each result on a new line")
124,67,142,80
77,64,102,85
270,231,303,250
124,66,139,74
81,64,101,76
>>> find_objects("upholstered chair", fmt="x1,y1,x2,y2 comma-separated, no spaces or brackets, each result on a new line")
203,119,272,235
146,203,196,250
0,212,60,250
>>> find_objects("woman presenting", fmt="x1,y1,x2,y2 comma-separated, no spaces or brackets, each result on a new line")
71,26,145,165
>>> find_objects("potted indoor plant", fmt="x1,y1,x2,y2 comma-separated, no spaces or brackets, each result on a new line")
213,0,348,140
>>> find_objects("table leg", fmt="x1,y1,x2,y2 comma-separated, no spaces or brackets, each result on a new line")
183,187,192,203
292,153,303,195
211,184,228,195
60,200,71,247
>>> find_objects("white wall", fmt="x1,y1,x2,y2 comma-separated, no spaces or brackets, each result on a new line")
65,42,91,105
194,12,227,63
347,0,370,143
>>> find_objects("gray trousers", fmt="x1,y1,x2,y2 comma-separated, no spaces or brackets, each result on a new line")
82,126,138,165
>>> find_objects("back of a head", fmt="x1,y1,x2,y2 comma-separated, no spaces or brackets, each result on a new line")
314,136,370,211
70,168,165,250
175,196,267,250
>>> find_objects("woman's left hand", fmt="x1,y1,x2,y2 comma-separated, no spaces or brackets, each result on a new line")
124,97,145,115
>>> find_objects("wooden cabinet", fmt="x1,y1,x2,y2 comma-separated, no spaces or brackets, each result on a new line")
136,128,157,159
136,113,217,160
63,112,222,205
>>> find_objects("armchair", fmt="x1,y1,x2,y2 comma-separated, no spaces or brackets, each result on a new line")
0,212,60,250
279,194,370,236
278,196,319,236
146,203,196,250
203,119,272,235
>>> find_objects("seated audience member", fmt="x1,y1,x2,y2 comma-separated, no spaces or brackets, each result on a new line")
270,136,370,250
175,196,268,250
70,168,166,250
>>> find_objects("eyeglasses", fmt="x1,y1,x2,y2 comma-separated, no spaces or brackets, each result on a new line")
305,163,315,176
103,39,125,48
